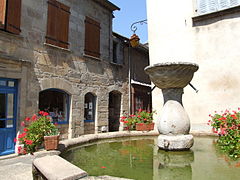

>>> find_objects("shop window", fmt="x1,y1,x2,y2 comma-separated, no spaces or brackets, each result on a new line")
84,93,96,122
39,89,69,124
135,95,143,112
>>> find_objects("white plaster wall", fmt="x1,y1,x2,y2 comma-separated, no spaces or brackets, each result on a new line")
146,0,240,132
147,0,195,64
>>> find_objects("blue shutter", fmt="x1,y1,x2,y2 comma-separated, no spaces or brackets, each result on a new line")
198,0,208,14
218,0,230,9
230,0,240,6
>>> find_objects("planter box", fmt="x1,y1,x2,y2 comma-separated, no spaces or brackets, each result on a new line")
136,123,154,131
44,135,60,150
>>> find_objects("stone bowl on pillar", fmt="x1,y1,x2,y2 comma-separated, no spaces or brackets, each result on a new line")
145,62,198,150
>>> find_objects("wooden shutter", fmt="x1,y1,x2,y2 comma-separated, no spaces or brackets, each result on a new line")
46,0,70,49
6,0,22,34
58,3,70,49
84,17,100,58
0,0,6,29
46,0,59,47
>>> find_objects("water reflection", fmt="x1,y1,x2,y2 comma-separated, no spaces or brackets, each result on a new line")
153,139,194,180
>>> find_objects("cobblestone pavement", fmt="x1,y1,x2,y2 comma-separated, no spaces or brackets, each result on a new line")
0,154,34,180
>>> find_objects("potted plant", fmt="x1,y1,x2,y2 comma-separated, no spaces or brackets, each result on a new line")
43,125,60,151
15,111,59,154
208,109,240,159
120,109,155,131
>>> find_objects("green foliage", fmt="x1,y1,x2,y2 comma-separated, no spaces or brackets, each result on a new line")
16,111,59,154
209,109,240,159
120,109,154,130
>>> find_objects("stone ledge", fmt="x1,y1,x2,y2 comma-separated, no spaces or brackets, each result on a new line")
59,131,159,152
110,62,124,67
33,155,88,180
44,43,71,52
82,175,133,180
0,53,31,64
83,53,102,62
0,30,24,39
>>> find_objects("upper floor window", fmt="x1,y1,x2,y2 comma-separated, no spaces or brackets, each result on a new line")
46,0,70,49
112,40,123,65
197,0,240,15
0,0,22,35
84,16,101,58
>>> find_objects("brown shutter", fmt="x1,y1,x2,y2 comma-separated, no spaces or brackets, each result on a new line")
84,17,100,58
46,0,70,49
58,3,70,49
46,0,59,46
0,0,6,29
6,0,22,34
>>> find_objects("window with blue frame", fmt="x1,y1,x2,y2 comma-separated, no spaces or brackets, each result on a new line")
84,93,96,122
39,89,69,124
197,0,240,15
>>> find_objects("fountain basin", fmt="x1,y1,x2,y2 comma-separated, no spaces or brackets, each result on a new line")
61,136,240,180
144,62,198,89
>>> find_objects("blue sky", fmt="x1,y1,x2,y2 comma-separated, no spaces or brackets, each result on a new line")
109,0,148,43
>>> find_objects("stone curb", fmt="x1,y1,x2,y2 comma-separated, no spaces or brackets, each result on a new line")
58,130,159,152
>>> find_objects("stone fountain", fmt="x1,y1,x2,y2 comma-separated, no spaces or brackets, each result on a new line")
145,62,198,150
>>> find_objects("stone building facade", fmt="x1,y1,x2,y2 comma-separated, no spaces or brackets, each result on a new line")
130,43,152,114
147,0,240,132
0,0,130,156
113,32,152,114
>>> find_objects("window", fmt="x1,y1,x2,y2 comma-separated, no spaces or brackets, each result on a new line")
39,89,70,124
112,40,123,65
46,0,70,49
84,16,101,58
197,0,240,15
0,0,22,35
84,93,96,122
113,41,118,63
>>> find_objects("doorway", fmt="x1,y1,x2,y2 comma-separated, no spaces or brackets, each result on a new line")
0,78,18,156
84,93,96,134
108,91,121,132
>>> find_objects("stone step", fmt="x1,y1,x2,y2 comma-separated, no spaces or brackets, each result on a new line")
33,155,88,180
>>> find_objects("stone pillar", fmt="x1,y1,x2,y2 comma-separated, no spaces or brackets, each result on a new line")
157,88,193,150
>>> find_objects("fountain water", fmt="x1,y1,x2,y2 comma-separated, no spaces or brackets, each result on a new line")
145,62,198,150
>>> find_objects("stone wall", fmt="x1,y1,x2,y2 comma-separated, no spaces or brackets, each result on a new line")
0,0,129,140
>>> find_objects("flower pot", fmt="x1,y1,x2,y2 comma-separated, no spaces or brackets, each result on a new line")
44,135,60,150
136,123,154,131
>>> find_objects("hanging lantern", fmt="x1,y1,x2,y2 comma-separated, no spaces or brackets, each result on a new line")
130,34,140,47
